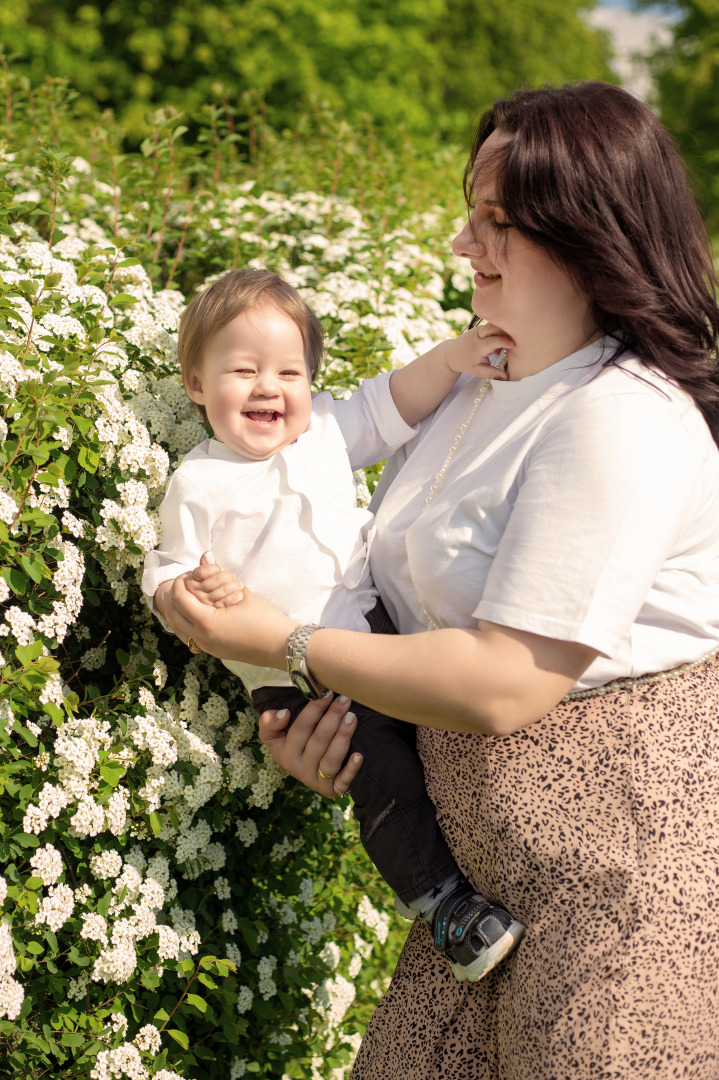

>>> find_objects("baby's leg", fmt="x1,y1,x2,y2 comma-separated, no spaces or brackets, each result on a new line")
347,703,525,982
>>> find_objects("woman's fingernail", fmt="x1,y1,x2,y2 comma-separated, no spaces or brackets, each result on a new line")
276,709,289,720
321,690,333,699
352,754,362,764
337,695,350,704
344,712,356,725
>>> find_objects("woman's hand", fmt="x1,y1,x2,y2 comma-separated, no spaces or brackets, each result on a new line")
163,568,296,669
259,694,363,798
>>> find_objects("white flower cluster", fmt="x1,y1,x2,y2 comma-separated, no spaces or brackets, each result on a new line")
90,849,123,880
35,538,85,643
35,883,74,933
0,919,24,1020
314,973,356,1031
90,1043,148,1080
357,895,391,945
0,162,473,1075
29,843,64,886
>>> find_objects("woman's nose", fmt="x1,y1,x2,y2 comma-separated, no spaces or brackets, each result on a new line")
452,219,486,259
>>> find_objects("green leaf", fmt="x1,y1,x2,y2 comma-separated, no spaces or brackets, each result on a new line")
167,1029,189,1050
60,1033,85,1047
18,553,48,584
99,762,125,787
153,1007,170,1024
14,833,39,848
198,972,219,990
16,641,44,665
77,446,100,473
186,993,207,1014
24,877,44,891
2,567,27,595
68,946,91,967
148,811,162,835
25,940,44,954
111,293,140,307
43,702,64,727
15,725,37,748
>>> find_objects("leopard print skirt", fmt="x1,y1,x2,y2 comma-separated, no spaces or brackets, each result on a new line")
351,655,719,1079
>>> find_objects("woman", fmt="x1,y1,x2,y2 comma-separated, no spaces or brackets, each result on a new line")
165,82,719,1077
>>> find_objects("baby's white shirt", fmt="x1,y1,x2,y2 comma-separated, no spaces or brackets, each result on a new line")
142,370,416,694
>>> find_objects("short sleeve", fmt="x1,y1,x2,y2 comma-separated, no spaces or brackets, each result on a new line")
328,370,418,470
475,385,700,654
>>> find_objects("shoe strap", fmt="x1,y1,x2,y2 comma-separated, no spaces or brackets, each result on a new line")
432,884,490,952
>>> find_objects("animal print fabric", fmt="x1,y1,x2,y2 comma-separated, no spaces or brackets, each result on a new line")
351,656,719,1079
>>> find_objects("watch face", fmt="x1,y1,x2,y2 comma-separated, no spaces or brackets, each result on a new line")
289,672,318,700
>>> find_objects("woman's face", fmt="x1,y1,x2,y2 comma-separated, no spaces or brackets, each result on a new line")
452,129,596,370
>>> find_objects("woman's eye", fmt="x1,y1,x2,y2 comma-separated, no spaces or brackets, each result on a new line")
490,217,513,231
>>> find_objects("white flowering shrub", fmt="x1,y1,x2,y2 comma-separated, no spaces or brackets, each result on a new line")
0,74,473,1078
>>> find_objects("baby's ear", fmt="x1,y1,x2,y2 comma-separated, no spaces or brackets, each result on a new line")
186,369,205,404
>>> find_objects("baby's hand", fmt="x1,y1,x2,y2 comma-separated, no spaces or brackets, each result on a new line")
444,322,514,379
185,551,245,608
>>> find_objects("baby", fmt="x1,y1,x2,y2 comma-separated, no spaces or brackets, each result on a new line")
143,268,524,980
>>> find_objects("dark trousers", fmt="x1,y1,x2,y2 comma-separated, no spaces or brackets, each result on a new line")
251,603,457,903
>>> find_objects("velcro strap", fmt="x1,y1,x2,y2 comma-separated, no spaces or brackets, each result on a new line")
432,885,490,951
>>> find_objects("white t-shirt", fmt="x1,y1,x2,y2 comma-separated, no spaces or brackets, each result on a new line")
370,340,719,690
142,370,416,694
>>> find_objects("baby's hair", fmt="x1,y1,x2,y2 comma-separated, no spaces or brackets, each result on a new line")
178,268,325,414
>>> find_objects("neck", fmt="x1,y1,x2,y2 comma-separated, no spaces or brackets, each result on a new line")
506,327,603,381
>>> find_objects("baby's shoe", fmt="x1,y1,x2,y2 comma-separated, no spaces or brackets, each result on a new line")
431,881,525,981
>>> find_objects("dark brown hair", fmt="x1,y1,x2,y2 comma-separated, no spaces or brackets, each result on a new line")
178,268,325,418
466,82,719,442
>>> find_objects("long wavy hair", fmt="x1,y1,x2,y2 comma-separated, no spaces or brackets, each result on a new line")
466,82,719,443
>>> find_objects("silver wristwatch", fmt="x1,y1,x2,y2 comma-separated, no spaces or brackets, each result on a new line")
286,624,327,700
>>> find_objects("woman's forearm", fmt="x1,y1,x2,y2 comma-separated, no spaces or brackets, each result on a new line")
164,577,596,736
305,621,597,736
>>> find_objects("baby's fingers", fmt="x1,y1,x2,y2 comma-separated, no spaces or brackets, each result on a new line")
186,571,244,606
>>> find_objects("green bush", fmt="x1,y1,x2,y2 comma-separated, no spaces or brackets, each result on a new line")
0,72,474,1078
0,0,613,143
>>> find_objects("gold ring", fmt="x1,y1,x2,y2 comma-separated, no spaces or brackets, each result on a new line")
187,636,203,654
318,767,334,781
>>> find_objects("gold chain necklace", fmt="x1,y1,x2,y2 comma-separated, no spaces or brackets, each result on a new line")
421,348,508,629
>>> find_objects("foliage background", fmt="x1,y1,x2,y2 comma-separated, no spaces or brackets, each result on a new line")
0,0,613,142
0,69,478,1080
643,0,719,236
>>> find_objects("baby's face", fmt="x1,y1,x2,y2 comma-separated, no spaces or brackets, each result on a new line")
188,302,313,460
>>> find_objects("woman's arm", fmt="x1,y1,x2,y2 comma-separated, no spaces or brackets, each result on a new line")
165,573,597,736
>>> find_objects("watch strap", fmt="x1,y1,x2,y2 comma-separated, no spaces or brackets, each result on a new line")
286,623,327,700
